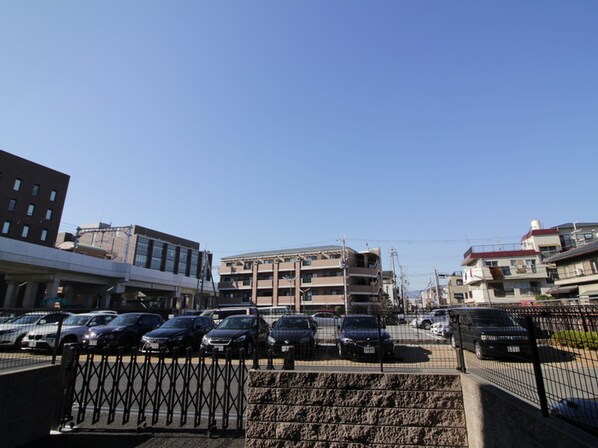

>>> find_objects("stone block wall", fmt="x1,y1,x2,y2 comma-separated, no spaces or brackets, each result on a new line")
246,370,468,448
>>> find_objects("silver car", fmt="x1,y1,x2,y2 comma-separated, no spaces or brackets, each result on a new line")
0,312,71,349
22,312,116,351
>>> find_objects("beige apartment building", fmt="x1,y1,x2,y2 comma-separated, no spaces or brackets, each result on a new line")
218,245,383,314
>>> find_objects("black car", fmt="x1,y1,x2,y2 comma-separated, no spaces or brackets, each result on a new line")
337,314,394,360
139,315,215,354
449,308,530,360
267,315,318,357
82,312,163,350
200,315,269,357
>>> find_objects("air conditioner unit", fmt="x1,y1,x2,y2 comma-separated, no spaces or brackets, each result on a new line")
574,268,585,276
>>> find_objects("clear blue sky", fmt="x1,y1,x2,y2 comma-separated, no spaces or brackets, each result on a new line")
1,1,597,291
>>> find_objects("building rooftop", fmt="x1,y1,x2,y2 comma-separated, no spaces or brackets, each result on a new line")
222,245,345,260
547,239,598,263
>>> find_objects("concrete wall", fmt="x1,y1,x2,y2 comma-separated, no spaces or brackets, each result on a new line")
0,365,62,448
461,374,597,448
246,370,468,447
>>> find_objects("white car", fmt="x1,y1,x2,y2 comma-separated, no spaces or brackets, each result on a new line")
0,312,71,349
22,312,117,351
430,320,452,338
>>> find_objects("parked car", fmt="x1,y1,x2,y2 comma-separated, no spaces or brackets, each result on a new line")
82,312,163,350
549,397,598,435
22,312,116,351
0,311,71,349
257,306,290,326
312,310,342,327
449,308,530,360
200,314,269,357
410,309,451,330
140,315,215,354
430,319,452,338
267,314,318,357
337,314,395,360
200,306,257,325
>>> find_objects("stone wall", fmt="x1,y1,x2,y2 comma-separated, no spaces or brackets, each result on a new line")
246,370,468,448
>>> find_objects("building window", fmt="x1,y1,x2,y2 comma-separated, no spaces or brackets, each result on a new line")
484,261,498,267
8,199,17,212
456,279,463,286
22,225,30,238
501,266,512,276
50,190,57,202
178,249,189,276
151,242,164,270
27,204,35,216
45,209,53,220
13,178,22,191
244,261,253,270
2,221,10,234
134,237,150,267
190,251,199,278
303,291,313,302
164,244,176,273
32,184,40,196
41,229,48,241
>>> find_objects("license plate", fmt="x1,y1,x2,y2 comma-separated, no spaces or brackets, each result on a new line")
149,343,160,350
281,345,292,352
364,346,375,354
89,340,97,346
29,340,37,348
215,346,224,352
507,346,520,353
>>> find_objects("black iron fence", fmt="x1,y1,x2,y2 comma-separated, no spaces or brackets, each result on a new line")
55,345,247,434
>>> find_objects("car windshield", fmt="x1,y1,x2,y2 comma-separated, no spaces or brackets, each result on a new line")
7,314,43,325
161,318,194,329
344,316,378,329
470,312,518,327
277,318,310,330
217,316,254,330
107,315,140,326
62,316,91,326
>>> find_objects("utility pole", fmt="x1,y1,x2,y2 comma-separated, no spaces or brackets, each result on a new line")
341,236,349,314
434,269,440,306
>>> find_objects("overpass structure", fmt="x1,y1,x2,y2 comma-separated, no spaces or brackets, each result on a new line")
0,237,216,310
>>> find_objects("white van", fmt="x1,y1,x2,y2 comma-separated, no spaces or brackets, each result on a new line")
200,307,256,325
257,306,291,325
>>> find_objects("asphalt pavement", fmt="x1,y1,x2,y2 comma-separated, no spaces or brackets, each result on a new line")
22,430,245,448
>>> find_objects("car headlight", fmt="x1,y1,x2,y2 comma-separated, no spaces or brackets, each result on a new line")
340,337,354,344
202,335,211,344
235,335,246,343
481,335,498,341
267,336,276,344
141,335,150,342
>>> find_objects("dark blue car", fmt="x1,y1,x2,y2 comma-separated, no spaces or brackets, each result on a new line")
267,315,318,357
337,314,395,360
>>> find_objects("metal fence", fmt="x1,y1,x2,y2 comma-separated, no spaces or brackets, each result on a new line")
55,345,247,434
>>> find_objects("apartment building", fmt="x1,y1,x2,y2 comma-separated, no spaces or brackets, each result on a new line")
445,272,468,305
0,150,70,247
547,240,598,300
218,245,383,314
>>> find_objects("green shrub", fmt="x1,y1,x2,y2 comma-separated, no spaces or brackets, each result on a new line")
551,330,598,351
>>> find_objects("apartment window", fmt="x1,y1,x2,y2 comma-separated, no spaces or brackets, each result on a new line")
32,184,40,196
456,279,463,286
484,261,498,267
591,259,598,275
302,258,312,266
8,199,17,212
22,225,30,238
45,208,53,220
40,229,48,241
27,204,35,216
2,221,10,234
244,261,252,270
13,178,22,191
501,266,512,276
50,190,57,202
242,293,250,303
302,290,313,302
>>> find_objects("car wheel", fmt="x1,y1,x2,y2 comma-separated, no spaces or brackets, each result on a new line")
15,334,25,350
422,321,432,330
475,342,486,360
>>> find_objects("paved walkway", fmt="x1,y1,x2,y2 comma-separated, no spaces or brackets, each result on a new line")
22,431,245,448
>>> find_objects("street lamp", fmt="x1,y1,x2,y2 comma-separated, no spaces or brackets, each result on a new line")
283,274,299,311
